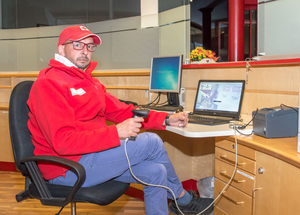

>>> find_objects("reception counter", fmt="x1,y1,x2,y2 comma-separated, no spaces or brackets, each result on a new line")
0,57,300,188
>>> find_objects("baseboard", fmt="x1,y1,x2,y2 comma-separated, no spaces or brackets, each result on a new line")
0,161,17,172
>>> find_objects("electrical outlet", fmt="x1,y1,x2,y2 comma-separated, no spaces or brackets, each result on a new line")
149,92,152,103
145,90,148,98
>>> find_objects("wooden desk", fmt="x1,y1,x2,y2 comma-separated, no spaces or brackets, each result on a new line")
148,114,253,185
166,114,253,138
163,117,300,215
214,135,300,215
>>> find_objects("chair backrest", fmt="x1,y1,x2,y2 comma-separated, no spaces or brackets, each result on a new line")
9,81,35,175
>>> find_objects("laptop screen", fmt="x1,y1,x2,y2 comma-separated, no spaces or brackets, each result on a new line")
193,80,245,119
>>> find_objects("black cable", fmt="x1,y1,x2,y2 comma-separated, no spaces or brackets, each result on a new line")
231,108,258,136
149,93,160,106
280,103,298,112
154,93,161,106
245,108,258,127
156,100,169,106
140,93,160,107
235,128,254,136
55,206,65,215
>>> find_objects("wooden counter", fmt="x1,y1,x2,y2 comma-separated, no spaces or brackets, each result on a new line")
1,62,300,214
231,135,300,169
0,103,9,111
215,134,300,215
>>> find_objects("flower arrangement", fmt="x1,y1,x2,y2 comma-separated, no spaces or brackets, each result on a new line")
190,47,219,62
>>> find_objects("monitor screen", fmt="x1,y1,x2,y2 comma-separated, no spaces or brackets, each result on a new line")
149,55,183,93
193,80,245,118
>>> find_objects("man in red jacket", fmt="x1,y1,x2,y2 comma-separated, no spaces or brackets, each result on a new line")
27,25,213,215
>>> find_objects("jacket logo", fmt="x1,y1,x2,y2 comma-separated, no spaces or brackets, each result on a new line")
70,88,86,96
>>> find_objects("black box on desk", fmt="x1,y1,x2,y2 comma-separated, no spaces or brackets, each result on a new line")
252,106,298,138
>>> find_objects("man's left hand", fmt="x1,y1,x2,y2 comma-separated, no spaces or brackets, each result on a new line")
169,112,188,127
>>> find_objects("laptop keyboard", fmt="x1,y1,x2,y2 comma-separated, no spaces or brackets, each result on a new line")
188,114,233,125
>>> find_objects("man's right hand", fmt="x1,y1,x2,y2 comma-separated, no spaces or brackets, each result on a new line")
116,117,144,139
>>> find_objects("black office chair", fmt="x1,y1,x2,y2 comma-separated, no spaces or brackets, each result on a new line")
9,81,130,215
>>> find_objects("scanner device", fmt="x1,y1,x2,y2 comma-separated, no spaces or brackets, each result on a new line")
128,108,150,141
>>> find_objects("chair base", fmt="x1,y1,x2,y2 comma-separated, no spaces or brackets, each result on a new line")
71,202,76,215
16,189,30,202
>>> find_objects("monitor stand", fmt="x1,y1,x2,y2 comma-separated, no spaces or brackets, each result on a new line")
167,93,180,106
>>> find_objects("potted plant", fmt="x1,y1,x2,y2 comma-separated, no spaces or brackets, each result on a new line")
190,47,219,63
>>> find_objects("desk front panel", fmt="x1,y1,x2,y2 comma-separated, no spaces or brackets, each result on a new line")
215,147,256,175
215,159,255,196
214,178,252,215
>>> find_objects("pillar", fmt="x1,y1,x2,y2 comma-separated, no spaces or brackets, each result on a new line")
228,0,244,61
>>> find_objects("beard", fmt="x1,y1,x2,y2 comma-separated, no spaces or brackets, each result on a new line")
74,56,90,70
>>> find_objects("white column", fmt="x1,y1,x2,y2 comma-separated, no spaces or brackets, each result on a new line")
140,0,158,28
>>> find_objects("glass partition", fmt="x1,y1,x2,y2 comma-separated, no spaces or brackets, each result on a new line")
0,1,190,72
190,0,228,62
257,0,300,56
158,0,189,13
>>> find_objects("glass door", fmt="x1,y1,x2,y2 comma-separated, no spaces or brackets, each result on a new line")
244,5,257,59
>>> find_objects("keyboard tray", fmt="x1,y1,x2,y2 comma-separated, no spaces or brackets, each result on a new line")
138,105,183,112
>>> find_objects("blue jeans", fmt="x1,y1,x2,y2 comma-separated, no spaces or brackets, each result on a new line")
49,132,183,215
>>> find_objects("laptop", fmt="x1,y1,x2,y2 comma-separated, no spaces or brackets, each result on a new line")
188,80,246,125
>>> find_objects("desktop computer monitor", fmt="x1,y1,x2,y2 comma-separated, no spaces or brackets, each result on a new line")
149,55,183,106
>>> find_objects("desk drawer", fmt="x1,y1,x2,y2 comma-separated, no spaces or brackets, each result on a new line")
215,147,256,175
216,139,256,160
214,206,229,215
215,159,255,196
214,178,252,215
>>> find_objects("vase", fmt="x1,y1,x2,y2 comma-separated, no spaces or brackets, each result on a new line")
191,58,216,64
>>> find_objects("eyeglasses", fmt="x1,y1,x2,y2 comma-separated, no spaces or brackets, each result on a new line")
63,41,97,52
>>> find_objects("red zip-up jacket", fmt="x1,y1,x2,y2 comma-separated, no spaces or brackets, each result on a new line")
27,59,168,180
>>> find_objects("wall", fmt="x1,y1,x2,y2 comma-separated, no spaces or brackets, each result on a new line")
258,0,300,56
182,63,300,116
0,5,190,72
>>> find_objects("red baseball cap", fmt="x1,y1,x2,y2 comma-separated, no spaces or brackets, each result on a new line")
58,25,101,46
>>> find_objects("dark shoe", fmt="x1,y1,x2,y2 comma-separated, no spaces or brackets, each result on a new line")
168,191,214,215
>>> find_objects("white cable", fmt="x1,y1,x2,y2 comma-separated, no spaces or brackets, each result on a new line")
124,122,240,215
196,123,239,214
124,137,185,215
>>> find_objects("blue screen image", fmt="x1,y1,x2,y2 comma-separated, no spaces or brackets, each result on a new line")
150,56,181,92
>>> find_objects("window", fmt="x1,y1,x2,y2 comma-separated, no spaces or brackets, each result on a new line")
1,0,140,29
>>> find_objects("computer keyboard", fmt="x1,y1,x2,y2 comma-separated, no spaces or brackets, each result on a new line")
118,99,184,112
138,105,184,112
188,114,232,125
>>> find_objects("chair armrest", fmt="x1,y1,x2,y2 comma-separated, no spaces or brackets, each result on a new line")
21,155,86,207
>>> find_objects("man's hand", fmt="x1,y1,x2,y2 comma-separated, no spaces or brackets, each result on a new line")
169,112,188,127
116,117,144,139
